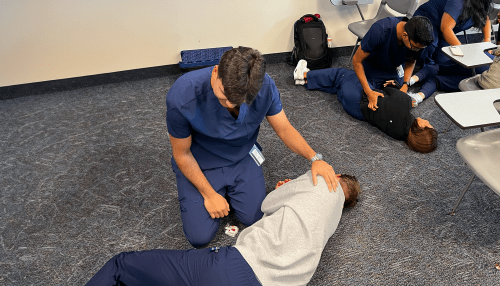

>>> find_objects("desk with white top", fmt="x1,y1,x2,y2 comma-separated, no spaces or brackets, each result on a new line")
435,88,500,130
441,42,497,74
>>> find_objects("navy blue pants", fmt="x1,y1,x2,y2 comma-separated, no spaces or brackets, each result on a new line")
305,67,402,120
86,246,261,286
418,41,495,98
172,154,266,247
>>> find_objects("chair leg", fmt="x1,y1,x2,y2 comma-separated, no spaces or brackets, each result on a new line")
349,38,360,65
449,173,475,215
444,120,453,133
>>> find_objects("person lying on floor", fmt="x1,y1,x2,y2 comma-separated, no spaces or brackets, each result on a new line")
295,16,435,108
294,64,438,153
86,171,361,286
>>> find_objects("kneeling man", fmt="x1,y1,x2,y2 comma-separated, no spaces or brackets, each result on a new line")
167,46,338,247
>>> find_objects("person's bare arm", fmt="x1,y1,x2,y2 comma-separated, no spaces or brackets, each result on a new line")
441,12,462,46
401,59,416,92
169,135,229,219
266,110,338,191
352,46,384,111
483,16,492,41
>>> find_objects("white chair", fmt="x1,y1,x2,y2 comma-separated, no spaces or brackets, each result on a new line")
450,128,500,215
347,0,420,62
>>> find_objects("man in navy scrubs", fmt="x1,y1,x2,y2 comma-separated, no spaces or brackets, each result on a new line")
352,16,435,109
166,46,338,247
294,16,435,110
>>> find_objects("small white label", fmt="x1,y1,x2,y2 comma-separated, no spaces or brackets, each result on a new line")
249,144,265,166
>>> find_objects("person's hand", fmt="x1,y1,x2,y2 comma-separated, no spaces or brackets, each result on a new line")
400,84,408,93
204,192,230,219
383,80,397,87
311,160,339,192
275,179,291,189
366,89,384,111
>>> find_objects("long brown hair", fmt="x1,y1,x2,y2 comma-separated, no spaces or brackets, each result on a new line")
406,119,438,153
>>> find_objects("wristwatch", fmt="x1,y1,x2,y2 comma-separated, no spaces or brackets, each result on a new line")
403,81,411,86
310,153,323,164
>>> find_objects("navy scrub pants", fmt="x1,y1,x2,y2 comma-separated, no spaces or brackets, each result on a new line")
86,246,261,286
172,154,266,247
305,67,402,121
418,41,495,98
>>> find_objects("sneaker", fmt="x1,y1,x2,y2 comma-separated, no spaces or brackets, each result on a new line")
295,79,305,86
293,60,309,80
407,92,423,107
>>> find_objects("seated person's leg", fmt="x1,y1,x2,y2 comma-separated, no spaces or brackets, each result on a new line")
416,77,437,100
226,155,266,226
172,160,225,248
435,73,470,92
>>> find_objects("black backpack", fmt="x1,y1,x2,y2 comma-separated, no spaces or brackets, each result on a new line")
291,14,332,70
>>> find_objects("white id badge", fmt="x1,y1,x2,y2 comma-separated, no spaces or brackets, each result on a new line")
396,65,404,78
249,144,265,166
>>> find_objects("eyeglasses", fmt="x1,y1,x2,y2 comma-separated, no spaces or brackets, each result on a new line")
407,36,425,52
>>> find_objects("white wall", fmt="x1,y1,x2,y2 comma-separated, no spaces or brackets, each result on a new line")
0,0,390,87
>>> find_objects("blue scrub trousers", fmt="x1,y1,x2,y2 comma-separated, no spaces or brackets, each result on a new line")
418,40,495,97
305,67,402,121
86,246,261,286
172,154,266,247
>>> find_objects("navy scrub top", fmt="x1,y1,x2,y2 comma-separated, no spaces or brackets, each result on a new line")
166,66,283,170
361,17,422,72
414,0,477,38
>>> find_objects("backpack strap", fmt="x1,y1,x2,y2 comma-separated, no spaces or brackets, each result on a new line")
301,14,321,23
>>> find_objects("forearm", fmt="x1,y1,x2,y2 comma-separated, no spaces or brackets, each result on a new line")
275,125,316,161
353,61,372,94
483,17,491,42
403,61,415,83
442,29,461,46
173,152,216,198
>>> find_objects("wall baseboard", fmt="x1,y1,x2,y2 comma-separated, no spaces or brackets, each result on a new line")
0,46,355,100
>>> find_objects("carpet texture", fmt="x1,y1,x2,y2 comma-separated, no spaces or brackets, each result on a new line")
1,56,499,285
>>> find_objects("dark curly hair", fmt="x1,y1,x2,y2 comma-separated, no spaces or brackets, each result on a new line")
458,0,492,29
405,16,434,47
217,46,266,106
340,174,361,208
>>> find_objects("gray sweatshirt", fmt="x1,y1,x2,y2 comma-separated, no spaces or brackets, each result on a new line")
234,171,345,286
478,50,500,90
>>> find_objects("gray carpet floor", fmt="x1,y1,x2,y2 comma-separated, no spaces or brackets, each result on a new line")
1,57,500,285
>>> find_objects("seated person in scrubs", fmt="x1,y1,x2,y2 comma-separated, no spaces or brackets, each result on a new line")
167,46,338,247
86,171,361,286
408,0,495,104
294,65,438,153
